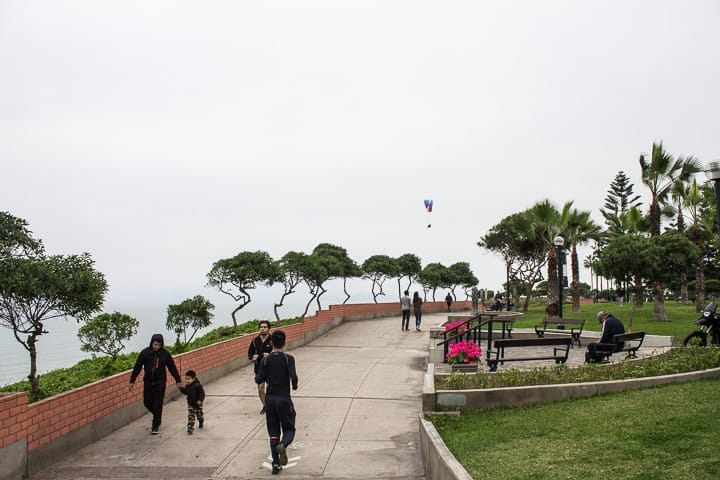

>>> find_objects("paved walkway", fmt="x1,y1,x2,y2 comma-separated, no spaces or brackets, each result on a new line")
34,313,449,479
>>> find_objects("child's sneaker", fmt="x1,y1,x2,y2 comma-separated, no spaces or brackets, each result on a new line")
198,420,204,429
187,426,194,435
271,463,282,475
276,443,288,466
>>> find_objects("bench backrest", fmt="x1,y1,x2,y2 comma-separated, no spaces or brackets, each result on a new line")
542,317,584,327
494,337,573,348
613,331,645,343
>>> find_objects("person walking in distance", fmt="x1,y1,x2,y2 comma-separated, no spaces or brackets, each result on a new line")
413,291,423,331
400,290,412,331
129,334,182,434
256,330,299,475
179,369,205,434
445,292,453,312
248,320,273,414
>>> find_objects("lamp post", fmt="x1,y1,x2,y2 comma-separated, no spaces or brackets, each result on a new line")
553,235,565,318
705,161,720,232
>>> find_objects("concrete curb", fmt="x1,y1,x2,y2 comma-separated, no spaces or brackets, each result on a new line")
421,363,720,479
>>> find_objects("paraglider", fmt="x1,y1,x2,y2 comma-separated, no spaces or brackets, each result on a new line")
424,199,433,228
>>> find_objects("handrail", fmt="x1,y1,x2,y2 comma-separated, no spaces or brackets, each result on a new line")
437,313,513,363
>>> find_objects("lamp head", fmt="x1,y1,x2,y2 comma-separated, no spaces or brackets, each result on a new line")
553,235,565,247
705,161,720,181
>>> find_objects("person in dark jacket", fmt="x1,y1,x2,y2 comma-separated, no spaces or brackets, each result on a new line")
248,320,273,414
129,334,181,434
179,369,205,434
586,311,626,363
256,330,298,475
412,291,423,331
445,292,453,312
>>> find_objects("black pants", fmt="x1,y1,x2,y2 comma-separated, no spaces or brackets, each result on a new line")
265,394,296,465
143,382,166,429
401,310,410,330
586,342,620,363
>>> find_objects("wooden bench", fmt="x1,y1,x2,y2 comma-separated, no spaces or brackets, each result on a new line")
487,337,573,372
595,331,646,362
534,317,585,347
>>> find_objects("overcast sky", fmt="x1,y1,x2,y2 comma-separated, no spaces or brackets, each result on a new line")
2,0,720,323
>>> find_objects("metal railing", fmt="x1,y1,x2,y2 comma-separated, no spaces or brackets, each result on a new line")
436,313,516,363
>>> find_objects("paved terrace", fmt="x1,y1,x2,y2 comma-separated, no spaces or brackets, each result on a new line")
31,313,671,479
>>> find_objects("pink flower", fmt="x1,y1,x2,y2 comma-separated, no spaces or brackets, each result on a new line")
446,340,483,365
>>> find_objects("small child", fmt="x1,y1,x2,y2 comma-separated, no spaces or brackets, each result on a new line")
179,370,205,434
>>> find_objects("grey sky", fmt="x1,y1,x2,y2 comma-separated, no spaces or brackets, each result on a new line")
2,0,719,322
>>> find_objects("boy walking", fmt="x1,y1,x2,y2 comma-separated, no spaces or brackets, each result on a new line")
179,370,205,434
255,330,298,475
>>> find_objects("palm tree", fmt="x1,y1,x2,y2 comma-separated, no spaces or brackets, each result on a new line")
565,208,602,312
686,180,715,311
639,142,701,320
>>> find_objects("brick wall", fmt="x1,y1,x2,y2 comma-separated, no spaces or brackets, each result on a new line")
0,301,468,477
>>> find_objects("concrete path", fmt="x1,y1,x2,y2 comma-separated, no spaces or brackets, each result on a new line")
34,313,448,479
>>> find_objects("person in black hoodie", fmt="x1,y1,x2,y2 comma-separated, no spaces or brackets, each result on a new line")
129,333,182,434
179,370,205,435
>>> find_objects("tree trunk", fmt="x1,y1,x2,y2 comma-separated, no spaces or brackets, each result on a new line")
633,274,644,308
695,256,705,313
571,245,580,312
547,247,558,303
343,278,351,304
652,281,668,321
680,272,688,303
28,330,41,400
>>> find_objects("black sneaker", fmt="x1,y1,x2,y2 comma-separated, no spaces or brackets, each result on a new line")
198,420,204,429
260,406,266,414
151,427,159,435
276,443,288,466
187,426,194,435
272,463,282,475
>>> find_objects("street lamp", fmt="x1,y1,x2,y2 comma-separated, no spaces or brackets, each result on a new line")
553,235,565,318
704,161,720,232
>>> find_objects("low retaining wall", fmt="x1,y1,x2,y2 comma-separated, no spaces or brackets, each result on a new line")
0,300,465,479
421,363,720,480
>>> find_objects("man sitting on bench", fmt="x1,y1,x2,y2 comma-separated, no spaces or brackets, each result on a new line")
585,310,625,364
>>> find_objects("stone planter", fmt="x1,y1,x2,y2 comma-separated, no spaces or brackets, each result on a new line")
449,363,479,373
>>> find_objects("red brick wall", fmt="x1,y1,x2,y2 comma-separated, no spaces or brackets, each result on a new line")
0,301,468,454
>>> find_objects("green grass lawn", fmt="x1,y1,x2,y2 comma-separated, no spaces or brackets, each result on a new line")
429,378,720,480
509,300,702,344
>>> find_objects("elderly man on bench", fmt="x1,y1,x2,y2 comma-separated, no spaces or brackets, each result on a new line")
585,310,625,364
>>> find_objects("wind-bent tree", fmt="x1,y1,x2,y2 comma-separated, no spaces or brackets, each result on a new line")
312,243,360,305
207,251,280,329
395,253,422,299
274,251,311,321
0,252,107,400
418,263,447,301
445,262,478,300
166,295,215,350
0,211,43,258
299,255,327,318
639,141,701,320
78,312,139,363
362,255,399,303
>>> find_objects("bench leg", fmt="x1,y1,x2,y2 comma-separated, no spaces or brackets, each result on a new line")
487,360,498,372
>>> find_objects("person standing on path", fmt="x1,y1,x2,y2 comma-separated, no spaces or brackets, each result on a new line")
413,291,423,331
248,320,273,414
445,292,453,312
179,369,205,435
129,333,182,434
256,330,299,475
400,290,412,331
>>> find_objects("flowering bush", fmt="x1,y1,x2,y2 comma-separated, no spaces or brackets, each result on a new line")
444,320,468,334
446,340,483,365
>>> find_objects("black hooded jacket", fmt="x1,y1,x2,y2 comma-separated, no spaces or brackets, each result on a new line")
129,334,181,386
180,379,205,407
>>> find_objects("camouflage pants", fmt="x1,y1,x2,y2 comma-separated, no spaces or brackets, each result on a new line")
187,404,204,428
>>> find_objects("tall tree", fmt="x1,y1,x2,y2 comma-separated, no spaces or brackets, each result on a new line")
206,251,280,329
78,312,139,363
601,171,642,234
639,142,701,319
565,208,602,312
166,295,215,349
311,243,360,305
418,263,447,301
445,262,478,299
